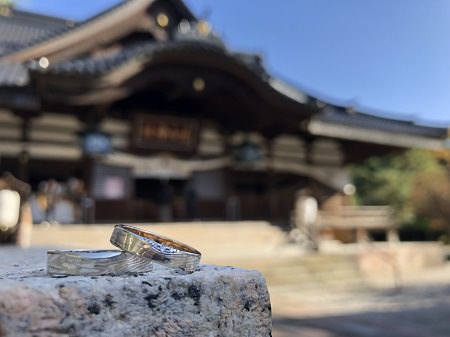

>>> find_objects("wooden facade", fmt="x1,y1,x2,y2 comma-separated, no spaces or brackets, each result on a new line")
0,0,447,224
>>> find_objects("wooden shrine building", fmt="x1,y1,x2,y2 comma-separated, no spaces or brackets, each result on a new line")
0,0,447,224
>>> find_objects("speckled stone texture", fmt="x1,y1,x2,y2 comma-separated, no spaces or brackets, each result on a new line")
0,248,272,337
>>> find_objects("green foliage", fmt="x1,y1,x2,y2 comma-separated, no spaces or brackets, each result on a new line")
410,168,450,233
350,149,446,226
0,0,14,7
0,0,14,15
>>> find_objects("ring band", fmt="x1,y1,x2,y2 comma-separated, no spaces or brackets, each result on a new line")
47,249,153,276
110,224,201,273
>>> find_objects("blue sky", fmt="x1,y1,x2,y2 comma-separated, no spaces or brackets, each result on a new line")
15,0,450,126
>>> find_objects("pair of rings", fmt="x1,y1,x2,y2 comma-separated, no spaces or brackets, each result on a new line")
47,224,201,276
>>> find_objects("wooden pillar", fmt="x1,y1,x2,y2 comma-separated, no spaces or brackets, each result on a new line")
304,137,314,165
17,114,33,182
387,228,400,242
356,228,369,243
78,106,109,224
17,151,29,182
223,132,238,220
79,155,96,224
265,139,277,223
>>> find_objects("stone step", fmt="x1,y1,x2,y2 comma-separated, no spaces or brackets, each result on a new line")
220,255,359,271
213,254,364,289
263,266,361,280
264,268,362,286
269,279,371,297
30,221,289,259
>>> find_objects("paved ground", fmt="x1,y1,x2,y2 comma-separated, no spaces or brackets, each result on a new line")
271,263,450,337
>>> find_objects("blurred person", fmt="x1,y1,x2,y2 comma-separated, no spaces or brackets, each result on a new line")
67,177,86,223
40,179,62,222
52,197,75,224
226,194,241,221
38,179,79,224
184,180,198,219
29,191,47,224
158,179,173,222
291,188,319,250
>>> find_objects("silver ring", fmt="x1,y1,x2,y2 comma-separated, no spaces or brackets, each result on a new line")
110,224,201,273
47,249,153,276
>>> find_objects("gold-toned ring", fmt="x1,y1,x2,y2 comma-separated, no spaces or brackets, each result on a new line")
110,224,201,273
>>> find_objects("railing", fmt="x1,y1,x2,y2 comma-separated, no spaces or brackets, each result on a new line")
318,205,395,230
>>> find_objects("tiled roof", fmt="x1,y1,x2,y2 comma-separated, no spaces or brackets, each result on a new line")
315,107,448,138
0,9,73,58
0,1,133,86
27,38,311,107
28,40,226,76
0,1,134,59
0,2,446,144
0,62,28,86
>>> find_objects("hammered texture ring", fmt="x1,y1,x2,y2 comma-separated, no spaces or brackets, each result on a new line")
110,224,201,273
47,249,153,276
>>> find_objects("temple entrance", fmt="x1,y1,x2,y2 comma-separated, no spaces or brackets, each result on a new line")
135,178,187,222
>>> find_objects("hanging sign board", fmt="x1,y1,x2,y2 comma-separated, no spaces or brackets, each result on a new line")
132,114,200,153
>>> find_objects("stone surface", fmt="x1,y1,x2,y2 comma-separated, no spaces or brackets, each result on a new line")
358,242,444,278
0,247,272,337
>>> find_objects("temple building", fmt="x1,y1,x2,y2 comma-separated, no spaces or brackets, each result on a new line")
0,0,447,224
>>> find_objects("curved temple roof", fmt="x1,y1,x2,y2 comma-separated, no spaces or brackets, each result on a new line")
0,0,447,150
308,107,447,150
0,9,73,58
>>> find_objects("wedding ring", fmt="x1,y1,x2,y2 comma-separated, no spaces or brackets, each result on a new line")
47,249,153,276
110,224,201,273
